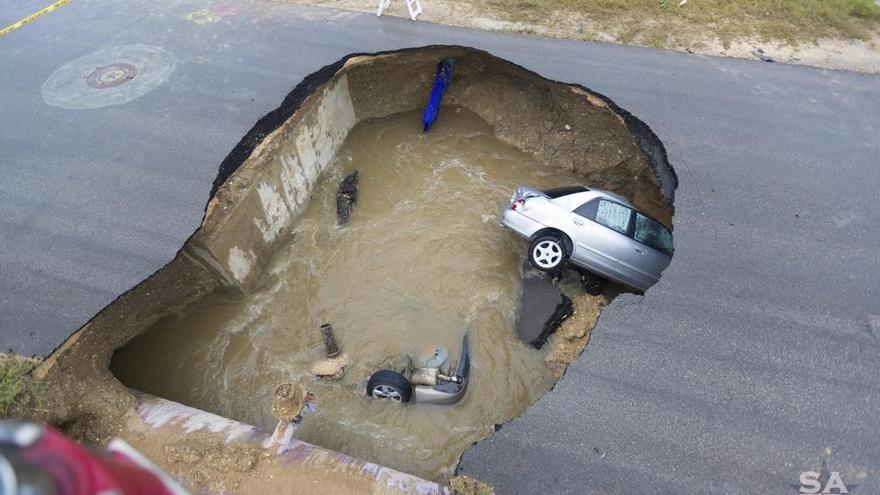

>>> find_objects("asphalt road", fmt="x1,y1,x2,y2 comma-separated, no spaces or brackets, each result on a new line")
2,0,879,493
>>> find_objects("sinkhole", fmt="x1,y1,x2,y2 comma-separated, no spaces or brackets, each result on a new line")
42,46,676,485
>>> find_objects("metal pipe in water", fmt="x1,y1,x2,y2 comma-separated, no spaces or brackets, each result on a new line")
320,323,341,358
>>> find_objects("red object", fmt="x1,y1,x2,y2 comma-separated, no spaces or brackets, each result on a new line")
9,425,174,495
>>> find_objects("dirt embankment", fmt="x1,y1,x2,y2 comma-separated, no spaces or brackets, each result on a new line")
546,293,607,378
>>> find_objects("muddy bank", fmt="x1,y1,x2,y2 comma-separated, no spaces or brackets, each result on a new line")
27,46,675,490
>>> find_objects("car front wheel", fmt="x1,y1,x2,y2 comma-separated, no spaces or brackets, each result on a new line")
529,235,568,272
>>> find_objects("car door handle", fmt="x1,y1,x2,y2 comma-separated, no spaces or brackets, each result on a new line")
573,219,584,226
634,247,647,254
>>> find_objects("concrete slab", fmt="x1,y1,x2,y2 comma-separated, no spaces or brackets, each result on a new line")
515,267,573,348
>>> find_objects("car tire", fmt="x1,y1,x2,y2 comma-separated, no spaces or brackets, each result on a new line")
529,235,568,272
367,370,412,403
579,270,606,296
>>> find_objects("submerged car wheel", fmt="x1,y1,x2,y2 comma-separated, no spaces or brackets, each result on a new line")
529,235,568,272
367,370,412,403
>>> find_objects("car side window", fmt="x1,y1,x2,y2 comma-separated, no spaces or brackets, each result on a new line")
573,199,599,219
594,200,632,234
634,213,674,255
574,199,633,235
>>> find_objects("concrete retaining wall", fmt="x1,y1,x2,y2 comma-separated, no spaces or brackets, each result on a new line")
188,74,357,292
130,392,449,494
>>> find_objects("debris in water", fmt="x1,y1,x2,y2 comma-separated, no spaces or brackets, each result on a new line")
311,355,350,380
422,347,449,368
422,58,455,132
271,382,312,423
320,323,341,358
270,382,314,446
311,324,350,379
336,170,359,226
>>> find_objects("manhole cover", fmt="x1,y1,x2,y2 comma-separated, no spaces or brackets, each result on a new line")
41,44,175,110
86,63,138,89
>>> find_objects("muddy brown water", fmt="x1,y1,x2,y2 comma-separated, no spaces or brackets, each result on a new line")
111,107,585,479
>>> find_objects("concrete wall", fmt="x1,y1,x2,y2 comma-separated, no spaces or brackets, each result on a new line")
188,74,357,293
130,392,449,494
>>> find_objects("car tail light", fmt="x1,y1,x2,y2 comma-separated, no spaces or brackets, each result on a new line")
511,198,525,210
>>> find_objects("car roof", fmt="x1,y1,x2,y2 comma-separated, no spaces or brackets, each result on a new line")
550,186,634,208
589,188,635,208
543,185,589,198
548,186,671,232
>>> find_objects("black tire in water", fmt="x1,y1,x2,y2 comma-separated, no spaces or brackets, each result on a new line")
367,370,413,403
580,270,607,296
529,235,568,272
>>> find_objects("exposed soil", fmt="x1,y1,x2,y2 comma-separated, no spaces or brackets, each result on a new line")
546,292,608,379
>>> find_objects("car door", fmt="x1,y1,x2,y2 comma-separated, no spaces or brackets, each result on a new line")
620,212,673,286
569,199,637,283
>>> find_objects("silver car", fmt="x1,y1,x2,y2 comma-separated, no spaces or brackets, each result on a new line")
501,185,673,292
366,334,470,405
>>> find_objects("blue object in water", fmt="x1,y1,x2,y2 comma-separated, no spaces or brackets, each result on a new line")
422,58,455,133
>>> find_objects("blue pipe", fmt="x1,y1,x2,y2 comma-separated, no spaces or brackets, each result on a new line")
422,58,455,133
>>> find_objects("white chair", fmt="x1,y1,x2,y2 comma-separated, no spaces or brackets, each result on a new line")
377,0,422,21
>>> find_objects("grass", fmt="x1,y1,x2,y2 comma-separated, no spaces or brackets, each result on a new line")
450,475,495,495
0,354,42,417
486,0,880,47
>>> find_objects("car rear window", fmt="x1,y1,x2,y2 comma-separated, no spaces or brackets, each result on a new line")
543,186,588,198
634,213,673,255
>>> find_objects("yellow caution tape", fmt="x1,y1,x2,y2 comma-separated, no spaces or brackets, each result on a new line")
0,0,74,38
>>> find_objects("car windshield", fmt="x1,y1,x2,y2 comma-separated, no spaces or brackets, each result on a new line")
634,213,673,255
